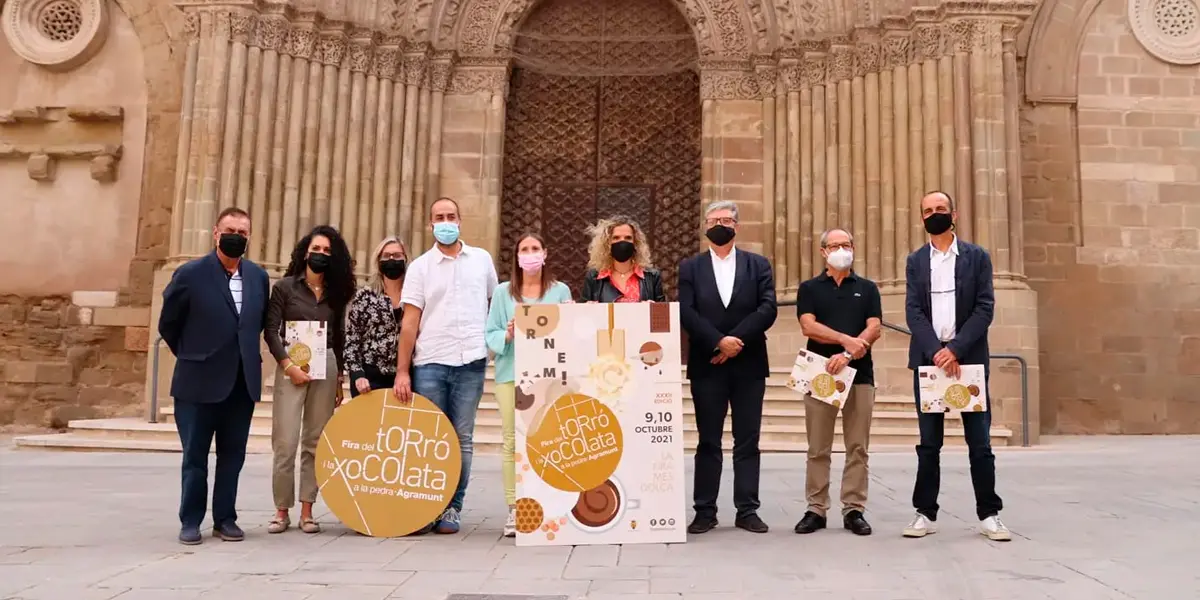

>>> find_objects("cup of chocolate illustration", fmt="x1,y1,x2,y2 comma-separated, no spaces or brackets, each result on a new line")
570,477,632,532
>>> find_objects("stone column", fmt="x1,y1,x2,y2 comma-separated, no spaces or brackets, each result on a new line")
483,88,508,258
196,11,233,253
363,49,394,266
425,53,455,245
248,16,286,262
757,60,777,268
772,63,790,287
879,62,895,284
314,26,349,227
401,52,428,249
168,14,201,261
279,19,316,262
1002,23,1025,279
340,33,372,258
786,63,803,287
218,15,252,208
863,43,882,283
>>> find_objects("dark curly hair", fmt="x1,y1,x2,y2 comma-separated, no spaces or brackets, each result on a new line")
285,225,356,313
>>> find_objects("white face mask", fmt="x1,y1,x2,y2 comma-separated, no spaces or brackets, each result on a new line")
826,248,853,271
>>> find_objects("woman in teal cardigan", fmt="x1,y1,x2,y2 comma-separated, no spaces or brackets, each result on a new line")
485,232,572,537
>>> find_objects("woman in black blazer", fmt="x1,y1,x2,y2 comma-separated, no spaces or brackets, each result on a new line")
580,215,666,302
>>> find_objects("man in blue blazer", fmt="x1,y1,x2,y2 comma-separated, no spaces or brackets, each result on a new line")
902,191,1009,542
158,207,270,545
679,200,778,535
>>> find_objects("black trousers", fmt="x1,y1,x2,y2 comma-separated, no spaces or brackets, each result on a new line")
691,368,766,519
912,369,1003,521
349,365,396,398
174,363,256,529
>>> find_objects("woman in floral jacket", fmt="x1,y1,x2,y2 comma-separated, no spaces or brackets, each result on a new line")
344,236,407,397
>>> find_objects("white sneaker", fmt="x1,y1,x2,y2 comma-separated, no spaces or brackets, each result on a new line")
503,508,517,538
902,513,936,538
980,515,1011,541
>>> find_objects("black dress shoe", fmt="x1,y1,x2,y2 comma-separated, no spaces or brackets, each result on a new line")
213,521,245,542
178,526,202,546
687,514,718,534
734,513,769,533
843,511,872,536
793,511,827,534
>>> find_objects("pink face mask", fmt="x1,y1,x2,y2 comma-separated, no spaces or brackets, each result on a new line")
518,252,546,273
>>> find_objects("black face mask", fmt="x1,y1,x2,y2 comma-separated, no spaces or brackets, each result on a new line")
924,212,954,236
307,252,331,274
218,233,247,259
610,241,636,263
380,259,406,280
705,225,736,246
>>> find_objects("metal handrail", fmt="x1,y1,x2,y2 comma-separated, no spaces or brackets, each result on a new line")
779,299,1031,448
149,335,164,423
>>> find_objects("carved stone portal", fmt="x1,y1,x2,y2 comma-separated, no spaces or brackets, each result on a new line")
499,0,702,297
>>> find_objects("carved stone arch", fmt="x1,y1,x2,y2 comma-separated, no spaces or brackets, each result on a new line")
1023,0,1107,103
777,0,850,38
743,0,779,53
440,0,756,58
429,0,468,48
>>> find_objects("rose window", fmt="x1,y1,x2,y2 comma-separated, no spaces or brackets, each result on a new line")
37,0,84,43
1153,0,1200,38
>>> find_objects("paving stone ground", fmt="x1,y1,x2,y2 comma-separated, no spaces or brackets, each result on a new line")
1,436,1198,600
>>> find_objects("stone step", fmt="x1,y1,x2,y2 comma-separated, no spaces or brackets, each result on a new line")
13,417,1012,454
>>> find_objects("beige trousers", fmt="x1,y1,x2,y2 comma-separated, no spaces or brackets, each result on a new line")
271,352,339,509
805,383,876,517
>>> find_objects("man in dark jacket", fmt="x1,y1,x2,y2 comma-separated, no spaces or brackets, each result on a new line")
158,207,270,545
902,191,1009,542
678,200,778,535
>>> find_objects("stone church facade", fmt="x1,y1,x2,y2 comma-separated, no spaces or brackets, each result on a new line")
1,0,1197,437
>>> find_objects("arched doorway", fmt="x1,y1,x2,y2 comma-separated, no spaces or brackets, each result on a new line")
499,0,702,297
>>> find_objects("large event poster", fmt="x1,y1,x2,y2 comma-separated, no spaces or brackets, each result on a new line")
512,302,687,546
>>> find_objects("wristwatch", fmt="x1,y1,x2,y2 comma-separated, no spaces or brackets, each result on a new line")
841,351,853,360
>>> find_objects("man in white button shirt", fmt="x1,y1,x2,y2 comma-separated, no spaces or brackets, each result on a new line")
902,191,1009,542
394,197,498,535
678,200,778,535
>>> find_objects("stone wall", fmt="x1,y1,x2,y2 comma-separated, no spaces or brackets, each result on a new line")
1021,0,1200,434
0,294,148,427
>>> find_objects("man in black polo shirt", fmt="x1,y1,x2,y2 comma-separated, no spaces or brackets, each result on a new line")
794,228,882,536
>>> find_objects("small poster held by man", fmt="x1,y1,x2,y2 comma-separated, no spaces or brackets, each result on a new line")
917,364,988,414
284,320,328,380
785,349,857,409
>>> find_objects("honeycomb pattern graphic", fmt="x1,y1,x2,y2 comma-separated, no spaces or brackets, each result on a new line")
514,497,545,534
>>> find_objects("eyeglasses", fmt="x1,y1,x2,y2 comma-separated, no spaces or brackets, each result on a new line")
380,252,405,261
824,243,853,251
704,217,737,227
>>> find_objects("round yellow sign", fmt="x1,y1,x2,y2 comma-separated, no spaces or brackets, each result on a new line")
525,392,623,493
288,343,312,369
811,373,837,399
315,389,462,537
944,384,972,410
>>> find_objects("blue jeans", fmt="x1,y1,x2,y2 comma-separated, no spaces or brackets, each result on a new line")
912,369,1003,521
412,358,487,511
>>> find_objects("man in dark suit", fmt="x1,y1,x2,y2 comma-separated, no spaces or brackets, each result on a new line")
678,200,778,535
902,191,1009,542
158,206,270,545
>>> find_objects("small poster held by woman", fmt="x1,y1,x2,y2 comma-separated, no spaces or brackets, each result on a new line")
284,320,328,380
